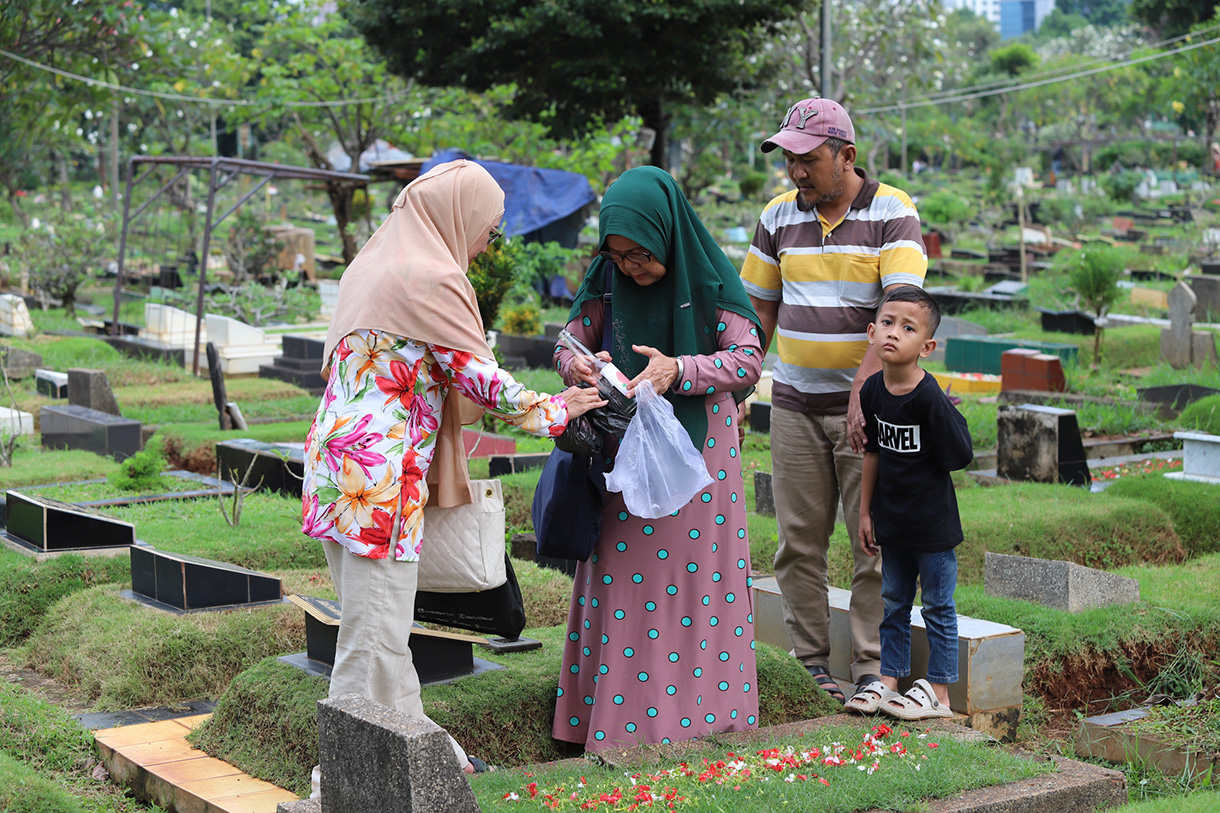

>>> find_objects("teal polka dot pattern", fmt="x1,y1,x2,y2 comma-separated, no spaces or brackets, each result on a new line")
583,316,592,326
551,309,761,752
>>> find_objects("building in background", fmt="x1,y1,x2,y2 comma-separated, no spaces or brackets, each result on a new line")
941,0,1055,38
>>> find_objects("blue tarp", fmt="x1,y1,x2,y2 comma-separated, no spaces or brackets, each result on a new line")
420,148,596,245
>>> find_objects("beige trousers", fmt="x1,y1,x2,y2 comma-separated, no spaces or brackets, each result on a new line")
323,543,467,766
770,406,882,684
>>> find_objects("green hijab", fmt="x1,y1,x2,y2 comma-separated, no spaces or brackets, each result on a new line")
569,166,761,447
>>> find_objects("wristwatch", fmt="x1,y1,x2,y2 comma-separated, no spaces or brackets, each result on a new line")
672,356,684,391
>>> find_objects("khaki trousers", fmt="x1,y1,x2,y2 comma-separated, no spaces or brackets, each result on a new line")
323,543,467,766
771,406,882,684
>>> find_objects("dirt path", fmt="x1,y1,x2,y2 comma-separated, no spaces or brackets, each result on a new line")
0,650,93,715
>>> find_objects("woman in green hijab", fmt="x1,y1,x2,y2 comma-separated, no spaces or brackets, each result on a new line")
552,166,764,752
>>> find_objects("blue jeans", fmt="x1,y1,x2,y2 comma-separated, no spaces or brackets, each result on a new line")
879,547,959,685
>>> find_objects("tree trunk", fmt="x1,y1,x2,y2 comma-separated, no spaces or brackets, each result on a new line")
57,153,73,213
326,181,359,264
5,190,30,229
639,96,669,171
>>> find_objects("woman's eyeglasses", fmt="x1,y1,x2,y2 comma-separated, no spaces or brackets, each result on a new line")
599,248,653,265
488,226,504,244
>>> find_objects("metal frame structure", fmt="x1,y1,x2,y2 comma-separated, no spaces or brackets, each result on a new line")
112,156,369,374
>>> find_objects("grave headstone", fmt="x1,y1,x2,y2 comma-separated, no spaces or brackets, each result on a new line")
317,279,341,319
0,294,34,337
142,303,201,348
927,316,986,364
41,404,141,461
984,552,1140,612
1164,431,1220,485
983,280,1029,298
1037,308,1095,336
2,490,135,553
753,470,775,516
35,368,68,398
67,368,121,416
944,335,1077,375
128,547,283,612
0,406,34,438
997,404,1090,487
1001,349,1066,393
487,452,549,477
1160,282,1219,370
199,314,282,375
0,346,42,378
276,694,479,813
259,334,328,393
1189,274,1220,321
214,438,304,497
748,400,771,433
1136,384,1220,415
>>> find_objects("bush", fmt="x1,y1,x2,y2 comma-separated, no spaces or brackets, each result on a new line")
918,189,973,231
738,172,768,200
498,301,543,336
1103,475,1220,556
468,240,523,328
108,445,166,492
1102,170,1144,204
19,207,113,317
222,209,283,284
1179,395,1220,435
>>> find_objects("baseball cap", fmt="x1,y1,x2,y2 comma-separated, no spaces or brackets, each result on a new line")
761,98,855,154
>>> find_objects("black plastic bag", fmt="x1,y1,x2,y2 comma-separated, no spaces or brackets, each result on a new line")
554,383,635,455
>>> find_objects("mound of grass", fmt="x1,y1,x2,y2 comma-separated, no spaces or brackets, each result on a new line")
191,634,838,797
1178,394,1220,435
1102,475,1220,556
0,447,120,490
17,585,304,709
0,552,128,647
187,656,327,799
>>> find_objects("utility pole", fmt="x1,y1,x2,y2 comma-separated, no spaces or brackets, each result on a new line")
820,0,832,98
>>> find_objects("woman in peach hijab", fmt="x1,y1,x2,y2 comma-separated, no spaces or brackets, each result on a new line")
302,160,603,788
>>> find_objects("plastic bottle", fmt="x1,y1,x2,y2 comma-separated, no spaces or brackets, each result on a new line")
557,328,636,417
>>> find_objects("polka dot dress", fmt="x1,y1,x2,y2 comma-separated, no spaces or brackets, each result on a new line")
552,311,761,752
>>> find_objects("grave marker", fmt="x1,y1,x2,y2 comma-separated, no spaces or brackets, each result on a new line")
0,406,34,438
1160,282,1218,370
277,694,479,813
1189,274,1220,321
926,315,986,363
215,438,304,497
984,552,1140,612
67,368,121,416
753,470,775,516
41,404,142,461
2,490,135,555
1164,431,1220,485
35,368,68,398
0,345,42,378
0,294,34,337
127,547,283,612
997,404,1090,487
259,334,328,393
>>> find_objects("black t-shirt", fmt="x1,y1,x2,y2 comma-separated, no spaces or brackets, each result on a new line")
862,370,974,552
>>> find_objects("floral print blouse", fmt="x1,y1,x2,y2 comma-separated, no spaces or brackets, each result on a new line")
302,328,569,561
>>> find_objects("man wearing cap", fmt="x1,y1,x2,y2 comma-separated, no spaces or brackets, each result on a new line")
740,97,927,705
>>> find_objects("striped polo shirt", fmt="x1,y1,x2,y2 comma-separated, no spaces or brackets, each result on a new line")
741,168,927,415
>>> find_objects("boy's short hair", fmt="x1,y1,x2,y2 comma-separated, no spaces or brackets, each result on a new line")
880,286,941,337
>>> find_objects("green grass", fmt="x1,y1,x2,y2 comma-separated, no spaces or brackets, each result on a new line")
1111,789,1220,812
1103,474,1220,556
470,724,1052,812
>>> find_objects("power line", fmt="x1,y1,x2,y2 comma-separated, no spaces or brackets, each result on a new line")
0,47,412,108
857,34,1220,115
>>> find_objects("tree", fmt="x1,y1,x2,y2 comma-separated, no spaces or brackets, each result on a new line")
344,0,804,170
1061,245,1125,365
1129,0,1217,39
1162,12,1220,141
1053,0,1131,28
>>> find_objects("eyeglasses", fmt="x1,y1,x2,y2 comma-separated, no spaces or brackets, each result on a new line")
599,248,653,265
488,226,504,244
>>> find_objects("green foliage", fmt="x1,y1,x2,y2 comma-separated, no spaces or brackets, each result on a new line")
1179,395,1220,435
0,680,97,785
738,172,769,200
0,751,83,813
498,301,543,336
515,240,584,293
200,282,320,327
108,445,166,492
348,0,806,165
221,209,283,283
1056,244,1126,363
990,42,1039,76
468,240,525,329
1103,475,1220,556
1103,170,1145,204
918,189,973,230
0,553,128,647
18,208,114,316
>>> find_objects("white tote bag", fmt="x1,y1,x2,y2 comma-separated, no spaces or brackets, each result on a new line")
418,478,507,593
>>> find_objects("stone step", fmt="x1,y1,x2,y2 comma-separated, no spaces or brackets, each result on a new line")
751,575,1025,740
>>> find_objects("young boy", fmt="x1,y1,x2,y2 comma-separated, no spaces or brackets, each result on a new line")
846,287,973,720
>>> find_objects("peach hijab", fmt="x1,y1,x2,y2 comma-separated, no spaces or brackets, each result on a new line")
322,159,505,507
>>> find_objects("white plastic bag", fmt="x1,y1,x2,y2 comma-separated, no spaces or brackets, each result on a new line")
604,381,713,519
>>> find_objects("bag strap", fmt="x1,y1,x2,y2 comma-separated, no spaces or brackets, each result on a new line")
601,262,613,354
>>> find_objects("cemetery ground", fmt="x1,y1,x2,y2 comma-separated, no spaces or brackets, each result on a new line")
0,302,1218,812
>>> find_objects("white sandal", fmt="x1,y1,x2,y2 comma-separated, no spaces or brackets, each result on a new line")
880,678,953,721
845,680,902,714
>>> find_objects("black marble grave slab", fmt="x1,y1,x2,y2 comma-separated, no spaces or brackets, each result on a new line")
0,471,236,527
128,546,282,612
259,334,327,392
214,438,304,498
103,335,186,366
748,400,771,434
1137,384,1220,415
3,490,135,552
284,595,502,685
488,453,550,477
40,404,141,461
1038,308,1096,336
35,370,68,398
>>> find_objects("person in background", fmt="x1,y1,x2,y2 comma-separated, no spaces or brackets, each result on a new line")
740,97,927,706
302,160,604,794
552,166,763,751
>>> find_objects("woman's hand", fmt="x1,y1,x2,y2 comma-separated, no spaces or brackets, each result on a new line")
626,345,679,396
560,386,607,419
568,351,612,387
